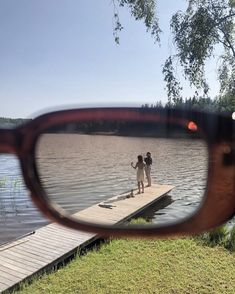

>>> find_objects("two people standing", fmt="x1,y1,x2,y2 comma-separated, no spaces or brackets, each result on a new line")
131,152,152,194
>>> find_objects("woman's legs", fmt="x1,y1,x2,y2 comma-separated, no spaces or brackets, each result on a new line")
141,181,144,193
138,182,141,193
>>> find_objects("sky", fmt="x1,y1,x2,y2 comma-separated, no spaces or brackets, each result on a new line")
0,0,220,118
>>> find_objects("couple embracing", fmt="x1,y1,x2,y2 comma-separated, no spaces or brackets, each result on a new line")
131,152,152,194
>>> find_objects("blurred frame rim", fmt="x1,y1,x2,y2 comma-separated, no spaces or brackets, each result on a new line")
1,107,234,237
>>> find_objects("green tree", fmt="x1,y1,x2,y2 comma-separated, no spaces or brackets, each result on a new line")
112,0,161,44
216,90,235,112
166,0,235,100
113,0,235,109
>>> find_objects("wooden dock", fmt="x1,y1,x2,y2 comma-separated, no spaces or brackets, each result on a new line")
75,184,174,224
0,184,173,293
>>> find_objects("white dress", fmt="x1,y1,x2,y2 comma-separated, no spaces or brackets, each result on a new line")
136,162,145,182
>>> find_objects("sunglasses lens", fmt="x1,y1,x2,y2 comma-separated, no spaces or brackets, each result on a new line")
35,119,208,227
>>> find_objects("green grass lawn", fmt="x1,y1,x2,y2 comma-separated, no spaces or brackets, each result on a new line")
18,237,235,294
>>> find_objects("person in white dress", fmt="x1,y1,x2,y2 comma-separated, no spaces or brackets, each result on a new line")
131,155,146,194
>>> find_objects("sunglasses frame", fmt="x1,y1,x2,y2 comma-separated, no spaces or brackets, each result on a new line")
0,107,234,237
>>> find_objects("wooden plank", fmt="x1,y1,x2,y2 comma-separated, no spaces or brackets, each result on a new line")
35,230,93,246
15,242,63,259
34,230,85,245
0,238,29,252
29,234,77,249
0,250,47,267
4,248,48,265
18,239,78,262
24,237,76,254
0,258,31,276
11,247,58,263
0,265,26,279
0,281,9,287
46,225,94,239
38,226,81,238
35,225,87,239
21,238,80,259
14,240,63,255
0,281,9,292
0,255,40,272
38,227,90,241
0,276,15,287
0,270,19,285
24,238,73,253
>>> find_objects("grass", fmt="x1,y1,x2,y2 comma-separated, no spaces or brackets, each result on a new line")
0,176,24,218
0,176,22,189
18,236,235,294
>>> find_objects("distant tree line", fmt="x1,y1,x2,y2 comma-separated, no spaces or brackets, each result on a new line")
142,93,235,113
0,117,30,127
46,118,200,139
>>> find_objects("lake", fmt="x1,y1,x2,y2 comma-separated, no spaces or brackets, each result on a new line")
0,134,208,245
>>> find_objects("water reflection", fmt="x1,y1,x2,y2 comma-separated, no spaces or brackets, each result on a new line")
0,155,48,245
136,195,174,221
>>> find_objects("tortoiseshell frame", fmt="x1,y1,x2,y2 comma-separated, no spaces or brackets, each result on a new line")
0,107,234,237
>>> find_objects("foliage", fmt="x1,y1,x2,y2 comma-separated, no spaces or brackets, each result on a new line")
142,101,163,108
164,0,235,103
162,56,183,104
197,225,229,247
0,117,30,127
112,0,235,106
142,94,234,112
215,91,235,112
196,224,235,253
227,225,235,251
183,96,218,111
112,0,161,44
129,217,149,224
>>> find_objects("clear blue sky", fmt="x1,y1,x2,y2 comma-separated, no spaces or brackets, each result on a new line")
0,0,219,118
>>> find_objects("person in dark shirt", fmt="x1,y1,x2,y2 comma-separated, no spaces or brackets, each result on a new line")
144,152,152,187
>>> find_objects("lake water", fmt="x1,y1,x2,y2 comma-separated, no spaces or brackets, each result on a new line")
0,134,208,245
